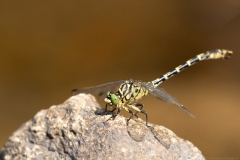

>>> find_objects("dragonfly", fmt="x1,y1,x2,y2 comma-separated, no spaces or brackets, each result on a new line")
72,49,233,127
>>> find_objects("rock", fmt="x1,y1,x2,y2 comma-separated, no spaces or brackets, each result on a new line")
0,94,205,160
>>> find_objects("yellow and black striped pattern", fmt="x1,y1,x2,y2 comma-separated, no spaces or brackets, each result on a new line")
117,80,148,104
151,49,233,87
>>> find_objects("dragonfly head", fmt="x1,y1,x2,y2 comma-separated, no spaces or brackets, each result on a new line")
104,91,120,105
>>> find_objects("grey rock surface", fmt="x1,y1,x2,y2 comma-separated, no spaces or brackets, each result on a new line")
0,94,205,160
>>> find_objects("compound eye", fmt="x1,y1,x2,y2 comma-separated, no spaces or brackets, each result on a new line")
106,91,111,97
110,94,119,105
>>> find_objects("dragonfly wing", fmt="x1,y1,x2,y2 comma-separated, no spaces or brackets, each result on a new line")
148,87,195,118
72,80,125,97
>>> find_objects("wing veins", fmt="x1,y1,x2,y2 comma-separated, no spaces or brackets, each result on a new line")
148,87,195,118
72,80,125,97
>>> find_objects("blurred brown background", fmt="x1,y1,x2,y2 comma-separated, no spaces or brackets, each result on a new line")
0,0,240,158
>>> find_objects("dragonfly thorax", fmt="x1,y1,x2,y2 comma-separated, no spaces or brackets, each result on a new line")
117,80,149,104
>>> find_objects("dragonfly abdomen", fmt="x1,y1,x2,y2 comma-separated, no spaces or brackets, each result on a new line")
151,49,233,87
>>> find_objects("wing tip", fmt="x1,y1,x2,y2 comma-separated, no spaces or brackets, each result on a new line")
180,105,195,118
189,113,196,118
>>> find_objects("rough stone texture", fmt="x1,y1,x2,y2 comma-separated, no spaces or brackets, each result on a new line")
0,94,205,160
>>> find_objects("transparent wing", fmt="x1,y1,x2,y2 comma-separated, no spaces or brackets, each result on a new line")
72,80,125,97
144,84,195,118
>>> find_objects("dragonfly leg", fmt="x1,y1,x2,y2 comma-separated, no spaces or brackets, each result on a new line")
101,104,114,115
110,108,116,112
127,104,149,127
131,103,144,118
103,104,117,114
140,110,149,127
101,104,108,116
110,107,118,118
122,106,135,125
105,104,107,111
111,107,122,118
106,107,120,122
116,108,121,115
